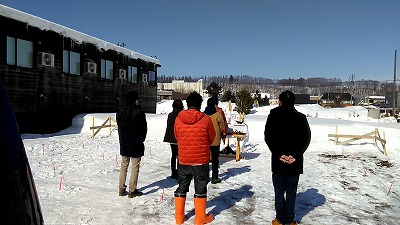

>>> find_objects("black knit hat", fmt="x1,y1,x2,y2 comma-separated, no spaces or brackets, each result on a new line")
278,90,295,105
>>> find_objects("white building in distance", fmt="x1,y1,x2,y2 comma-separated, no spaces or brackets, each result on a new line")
157,79,205,97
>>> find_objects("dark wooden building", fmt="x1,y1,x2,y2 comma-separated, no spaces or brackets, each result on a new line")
0,5,161,133
294,94,311,104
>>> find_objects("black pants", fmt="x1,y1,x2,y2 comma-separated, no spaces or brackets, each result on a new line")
175,163,209,197
170,144,178,173
272,173,300,224
210,145,220,178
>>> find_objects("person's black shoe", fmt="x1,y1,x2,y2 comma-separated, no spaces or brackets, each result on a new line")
227,147,235,155
221,146,235,155
128,189,143,198
211,178,221,184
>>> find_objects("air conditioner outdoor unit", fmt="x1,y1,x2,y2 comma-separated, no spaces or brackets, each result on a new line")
118,69,126,79
37,52,55,67
84,62,97,74
142,73,148,83
141,74,148,86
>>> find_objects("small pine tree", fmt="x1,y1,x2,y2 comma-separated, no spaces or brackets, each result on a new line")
205,82,222,98
259,95,270,106
235,89,253,115
221,90,236,103
253,90,262,105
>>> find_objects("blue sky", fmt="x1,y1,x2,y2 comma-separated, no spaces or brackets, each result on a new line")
2,0,399,81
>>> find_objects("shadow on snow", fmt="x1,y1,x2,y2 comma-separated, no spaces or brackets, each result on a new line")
208,185,255,218
295,188,326,223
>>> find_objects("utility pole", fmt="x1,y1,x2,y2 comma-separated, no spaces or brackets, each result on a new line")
349,74,355,85
393,50,397,116
349,74,355,105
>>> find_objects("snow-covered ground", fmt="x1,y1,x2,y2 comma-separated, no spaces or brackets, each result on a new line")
22,100,400,225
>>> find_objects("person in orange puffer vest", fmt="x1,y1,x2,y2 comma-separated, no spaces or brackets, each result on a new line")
174,91,216,225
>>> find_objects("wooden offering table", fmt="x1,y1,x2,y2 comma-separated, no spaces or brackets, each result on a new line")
219,122,248,161
220,133,247,161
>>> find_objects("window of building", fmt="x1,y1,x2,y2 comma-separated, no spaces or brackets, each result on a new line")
6,37,15,65
101,59,113,80
148,71,156,86
63,50,81,75
128,66,138,83
7,36,33,68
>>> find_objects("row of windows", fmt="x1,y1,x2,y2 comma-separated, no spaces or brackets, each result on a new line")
6,36,156,85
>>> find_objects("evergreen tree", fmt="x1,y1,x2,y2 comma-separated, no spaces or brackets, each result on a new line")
260,95,270,106
205,82,223,98
235,89,253,115
253,90,262,104
221,90,236,103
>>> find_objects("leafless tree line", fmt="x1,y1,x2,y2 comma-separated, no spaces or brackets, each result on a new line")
158,75,398,98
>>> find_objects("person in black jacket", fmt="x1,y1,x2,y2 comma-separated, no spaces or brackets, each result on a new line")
117,91,147,198
163,99,184,179
264,90,311,225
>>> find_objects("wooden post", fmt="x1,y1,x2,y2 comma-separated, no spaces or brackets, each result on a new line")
335,126,338,144
228,100,232,124
383,131,387,156
374,128,378,146
235,138,240,161
109,117,112,134
92,117,95,139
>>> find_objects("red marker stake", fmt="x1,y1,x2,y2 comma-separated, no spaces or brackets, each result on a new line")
159,188,165,203
59,175,65,191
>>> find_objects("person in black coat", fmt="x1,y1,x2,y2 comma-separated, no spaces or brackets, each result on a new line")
163,99,184,179
117,91,147,198
264,90,311,225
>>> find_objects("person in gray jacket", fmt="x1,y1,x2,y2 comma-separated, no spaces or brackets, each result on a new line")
117,91,147,198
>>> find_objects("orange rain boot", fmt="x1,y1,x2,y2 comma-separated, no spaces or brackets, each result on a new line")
194,196,213,225
271,218,282,225
174,196,186,224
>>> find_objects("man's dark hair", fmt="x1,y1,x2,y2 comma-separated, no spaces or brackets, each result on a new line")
279,90,295,106
172,99,184,110
207,97,218,106
124,91,139,105
186,91,202,110
207,97,217,107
